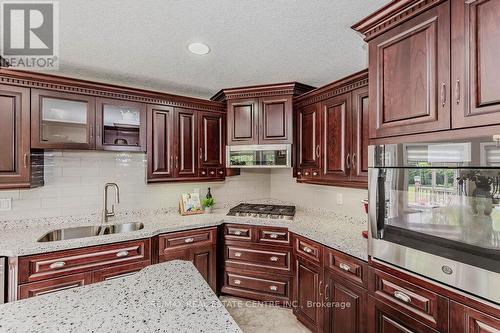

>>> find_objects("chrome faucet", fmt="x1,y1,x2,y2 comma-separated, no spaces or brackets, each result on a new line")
102,183,120,223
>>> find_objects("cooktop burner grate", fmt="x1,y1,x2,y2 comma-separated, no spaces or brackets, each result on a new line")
227,203,296,220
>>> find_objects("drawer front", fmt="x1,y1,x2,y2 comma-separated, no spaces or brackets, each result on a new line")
19,239,150,283
224,224,255,242
325,248,367,287
158,227,216,253
18,272,92,300
92,260,150,283
369,268,449,331
257,227,290,245
226,272,288,297
226,245,290,271
294,235,322,263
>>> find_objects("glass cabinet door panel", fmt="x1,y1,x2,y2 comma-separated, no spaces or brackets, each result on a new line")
41,97,89,144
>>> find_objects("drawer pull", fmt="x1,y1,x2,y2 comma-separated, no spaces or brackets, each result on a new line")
234,252,242,257
339,263,351,272
233,230,242,236
270,256,279,262
234,279,241,285
269,285,278,291
269,233,279,239
393,290,412,303
49,261,66,269
184,237,195,243
116,250,129,257
302,246,313,254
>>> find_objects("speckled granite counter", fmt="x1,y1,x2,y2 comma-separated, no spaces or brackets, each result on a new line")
0,260,242,333
0,202,367,260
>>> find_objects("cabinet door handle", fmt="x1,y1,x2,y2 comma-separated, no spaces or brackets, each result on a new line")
270,256,279,262
352,153,357,170
170,155,174,170
269,285,278,291
116,250,129,258
199,147,203,160
234,279,241,285
184,237,194,243
346,154,351,169
339,263,351,272
441,83,446,107
393,290,412,303
455,80,461,105
302,246,313,253
319,280,323,297
324,284,329,301
175,156,179,169
90,126,94,139
316,145,320,159
234,252,242,257
23,153,28,168
49,261,66,269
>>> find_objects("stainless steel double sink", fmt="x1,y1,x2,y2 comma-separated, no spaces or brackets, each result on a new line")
38,222,144,242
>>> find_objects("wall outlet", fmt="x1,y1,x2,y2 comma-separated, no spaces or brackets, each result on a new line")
336,193,343,205
0,198,12,211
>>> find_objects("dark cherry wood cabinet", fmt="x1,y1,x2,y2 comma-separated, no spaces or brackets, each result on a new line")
95,98,146,152
295,70,369,188
31,89,96,150
324,270,367,333
147,104,225,183
451,0,500,129
294,254,323,332
157,227,217,291
212,82,314,146
92,261,150,282
0,84,32,189
450,301,500,333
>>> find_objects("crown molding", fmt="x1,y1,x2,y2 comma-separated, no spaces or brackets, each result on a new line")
0,69,226,113
210,82,315,102
294,69,368,107
351,0,444,41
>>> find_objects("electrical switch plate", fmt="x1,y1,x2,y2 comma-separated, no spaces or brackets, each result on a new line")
0,198,12,211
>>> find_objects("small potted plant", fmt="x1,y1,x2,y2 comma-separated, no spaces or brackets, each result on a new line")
202,197,215,214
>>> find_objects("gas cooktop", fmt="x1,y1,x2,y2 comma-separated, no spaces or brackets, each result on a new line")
227,203,296,220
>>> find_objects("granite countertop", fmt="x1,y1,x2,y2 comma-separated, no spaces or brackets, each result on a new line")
0,201,368,260
0,260,242,333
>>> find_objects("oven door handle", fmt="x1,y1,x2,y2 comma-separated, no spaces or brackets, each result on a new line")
369,168,381,239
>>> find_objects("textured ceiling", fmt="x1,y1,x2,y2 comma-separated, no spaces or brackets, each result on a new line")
49,0,390,98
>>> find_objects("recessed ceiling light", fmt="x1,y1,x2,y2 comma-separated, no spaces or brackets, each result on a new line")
188,42,210,55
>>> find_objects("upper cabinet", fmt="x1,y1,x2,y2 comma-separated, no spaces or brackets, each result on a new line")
294,70,369,188
212,82,315,146
452,0,500,128
0,84,32,189
95,98,146,151
353,0,500,140
31,89,96,150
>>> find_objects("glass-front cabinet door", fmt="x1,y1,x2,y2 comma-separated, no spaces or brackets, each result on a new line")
31,89,96,149
95,98,146,151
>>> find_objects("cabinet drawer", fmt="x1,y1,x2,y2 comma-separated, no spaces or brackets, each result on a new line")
369,268,449,332
257,227,290,245
293,235,322,264
226,245,290,272
158,227,216,253
18,239,150,283
325,248,367,287
18,272,92,300
224,224,255,242
92,260,150,283
226,272,288,297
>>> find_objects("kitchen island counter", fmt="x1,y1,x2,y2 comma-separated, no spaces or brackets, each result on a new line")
0,260,242,333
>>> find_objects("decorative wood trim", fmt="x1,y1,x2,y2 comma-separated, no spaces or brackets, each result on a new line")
0,69,226,112
211,82,315,101
351,0,445,41
294,69,368,107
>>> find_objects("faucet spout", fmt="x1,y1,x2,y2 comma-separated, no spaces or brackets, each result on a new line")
103,183,120,223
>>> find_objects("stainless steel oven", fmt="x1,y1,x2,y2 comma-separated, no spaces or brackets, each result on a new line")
368,137,500,304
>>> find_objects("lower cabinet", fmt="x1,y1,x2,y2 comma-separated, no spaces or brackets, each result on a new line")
450,301,500,333
157,227,217,291
293,255,323,332
324,270,367,333
18,272,92,300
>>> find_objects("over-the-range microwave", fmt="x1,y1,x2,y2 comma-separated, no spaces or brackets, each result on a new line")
226,144,291,168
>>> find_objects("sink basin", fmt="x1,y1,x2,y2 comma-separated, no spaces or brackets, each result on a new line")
38,222,144,242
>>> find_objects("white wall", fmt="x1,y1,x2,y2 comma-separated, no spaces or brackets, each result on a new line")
0,151,271,220
270,169,368,218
